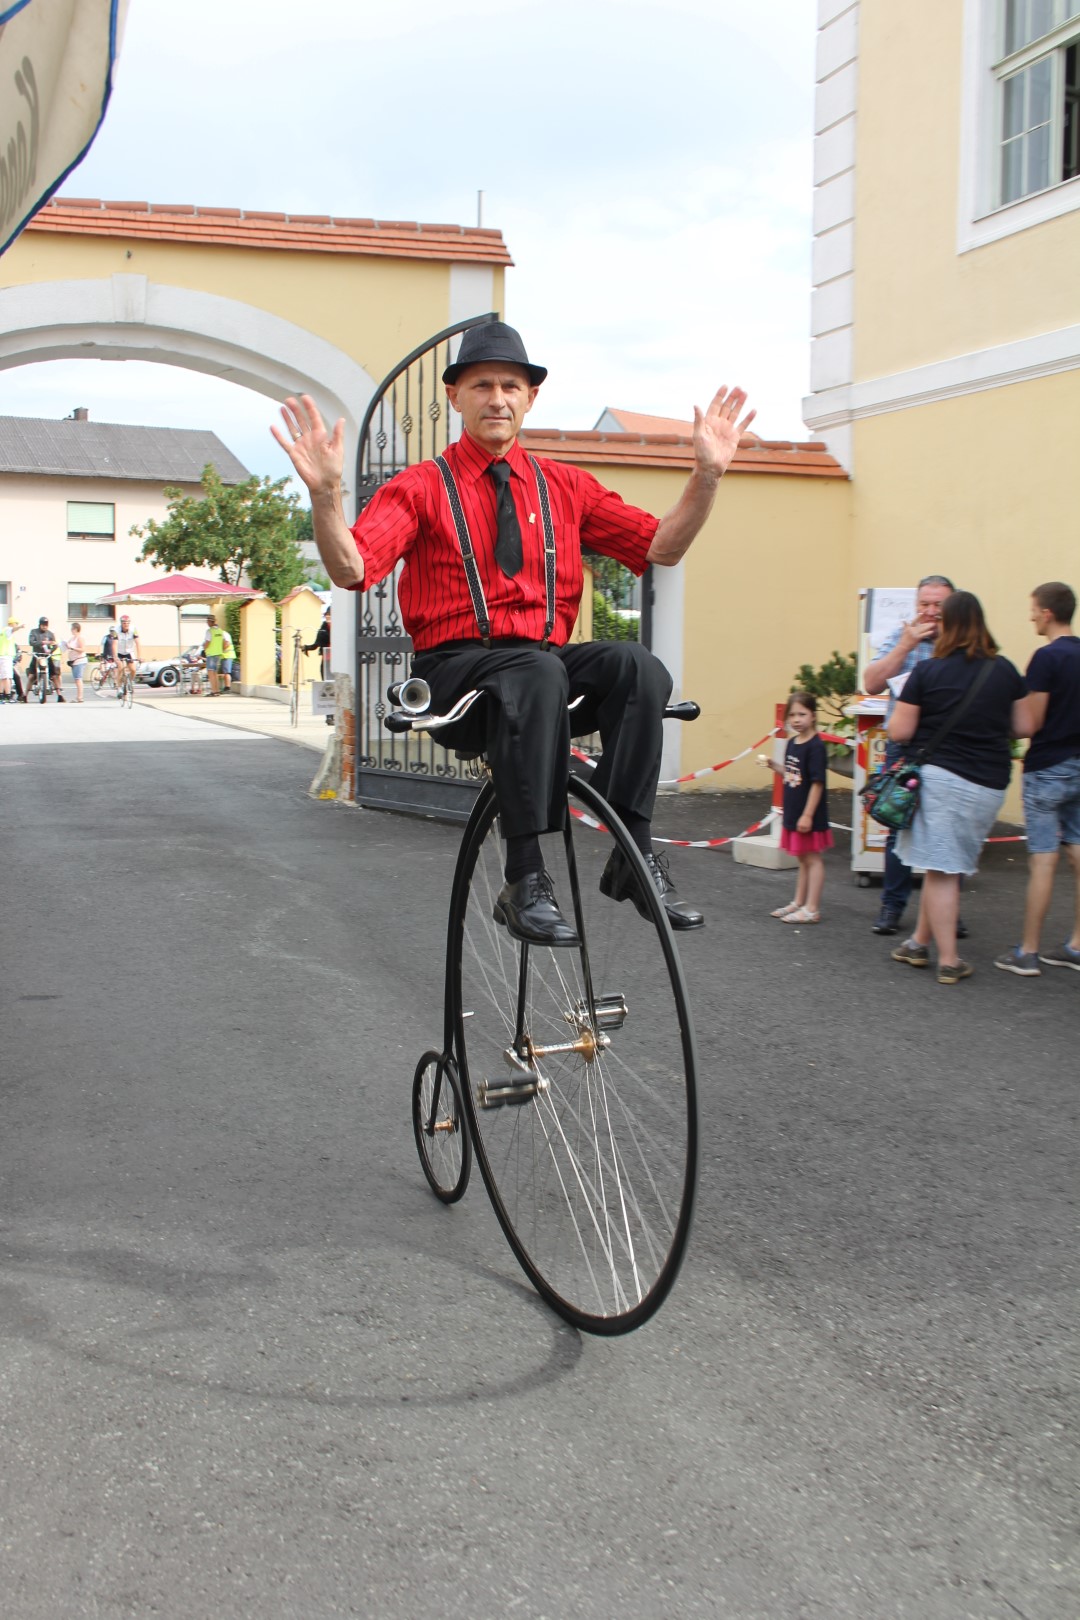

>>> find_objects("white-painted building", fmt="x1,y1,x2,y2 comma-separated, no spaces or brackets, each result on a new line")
0,410,249,657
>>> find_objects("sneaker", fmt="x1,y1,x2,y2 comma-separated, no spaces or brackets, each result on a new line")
937,959,974,985
891,938,930,967
1038,942,1080,972
994,946,1040,977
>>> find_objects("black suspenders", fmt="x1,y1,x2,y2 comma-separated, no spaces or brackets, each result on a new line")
434,453,557,648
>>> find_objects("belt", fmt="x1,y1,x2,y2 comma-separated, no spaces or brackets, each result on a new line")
420,637,558,656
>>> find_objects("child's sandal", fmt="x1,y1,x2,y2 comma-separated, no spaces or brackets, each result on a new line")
782,907,821,924
770,902,800,918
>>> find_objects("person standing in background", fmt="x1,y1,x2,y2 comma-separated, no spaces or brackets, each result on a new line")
995,581,1080,976
202,614,225,696
862,576,962,937
65,621,88,703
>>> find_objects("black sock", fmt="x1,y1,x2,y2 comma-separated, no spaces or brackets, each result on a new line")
613,807,652,857
504,833,543,884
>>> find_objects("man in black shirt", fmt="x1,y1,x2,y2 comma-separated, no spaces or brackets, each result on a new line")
996,581,1080,976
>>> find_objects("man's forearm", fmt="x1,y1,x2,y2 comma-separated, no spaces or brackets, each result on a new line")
646,468,722,566
311,487,365,588
863,643,910,695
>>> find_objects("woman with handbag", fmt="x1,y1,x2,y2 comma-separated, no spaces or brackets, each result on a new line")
887,591,1028,984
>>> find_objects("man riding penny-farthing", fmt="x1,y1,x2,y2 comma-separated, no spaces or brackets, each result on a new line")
273,325,755,1332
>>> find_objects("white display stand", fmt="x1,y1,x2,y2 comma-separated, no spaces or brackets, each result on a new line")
851,587,920,883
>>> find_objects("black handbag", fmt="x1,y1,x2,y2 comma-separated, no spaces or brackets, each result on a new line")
859,659,996,831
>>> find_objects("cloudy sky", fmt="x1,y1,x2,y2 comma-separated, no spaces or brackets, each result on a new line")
2,0,817,486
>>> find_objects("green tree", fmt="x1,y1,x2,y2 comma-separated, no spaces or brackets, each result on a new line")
791,649,859,738
131,464,306,602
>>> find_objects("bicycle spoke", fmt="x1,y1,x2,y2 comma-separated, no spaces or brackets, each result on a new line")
454,778,697,1333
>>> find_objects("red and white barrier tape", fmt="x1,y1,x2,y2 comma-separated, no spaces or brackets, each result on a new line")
570,803,776,849
571,723,1027,849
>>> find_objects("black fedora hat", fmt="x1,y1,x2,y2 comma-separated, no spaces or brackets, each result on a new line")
442,321,547,387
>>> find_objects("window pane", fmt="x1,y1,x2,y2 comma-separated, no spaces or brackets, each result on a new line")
1065,44,1080,177
1006,0,1078,51
1032,0,1055,41
1002,136,1025,200
1003,70,1026,136
66,501,115,536
1026,121,1053,189
1029,54,1054,123
68,583,115,619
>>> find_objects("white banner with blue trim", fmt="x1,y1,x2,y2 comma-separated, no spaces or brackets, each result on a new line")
0,0,126,257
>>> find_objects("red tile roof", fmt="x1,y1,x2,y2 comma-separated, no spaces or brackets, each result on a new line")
521,428,847,478
598,407,694,435
26,197,513,266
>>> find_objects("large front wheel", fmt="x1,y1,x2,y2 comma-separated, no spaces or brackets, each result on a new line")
452,775,698,1335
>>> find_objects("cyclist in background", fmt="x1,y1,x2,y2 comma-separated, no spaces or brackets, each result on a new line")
115,616,141,697
28,617,65,702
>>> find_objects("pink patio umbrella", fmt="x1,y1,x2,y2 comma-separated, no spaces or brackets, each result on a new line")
97,574,265,655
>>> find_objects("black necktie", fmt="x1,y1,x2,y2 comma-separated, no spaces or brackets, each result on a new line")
487,459,523,577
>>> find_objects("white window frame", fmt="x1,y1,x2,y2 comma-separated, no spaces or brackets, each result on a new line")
959,0,1080,251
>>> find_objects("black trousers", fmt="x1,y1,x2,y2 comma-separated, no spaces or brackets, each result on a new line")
411,639,673,839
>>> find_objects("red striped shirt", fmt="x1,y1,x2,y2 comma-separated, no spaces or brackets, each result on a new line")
349,431,658,650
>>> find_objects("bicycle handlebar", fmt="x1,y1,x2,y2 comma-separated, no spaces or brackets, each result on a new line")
383,678,699,734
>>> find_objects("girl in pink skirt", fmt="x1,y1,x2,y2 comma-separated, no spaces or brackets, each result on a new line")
762,691,834,924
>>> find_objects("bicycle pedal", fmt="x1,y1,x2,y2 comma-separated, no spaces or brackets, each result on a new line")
478,1076,548,1110
569,992,628,1032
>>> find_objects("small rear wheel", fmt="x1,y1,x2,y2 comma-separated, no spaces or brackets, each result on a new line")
157,665,180,689
412,1050,471,1203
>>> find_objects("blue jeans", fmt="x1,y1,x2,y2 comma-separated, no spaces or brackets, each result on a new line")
881,740,914,916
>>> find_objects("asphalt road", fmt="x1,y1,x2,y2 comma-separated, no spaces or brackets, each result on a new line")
1,708,1077,1619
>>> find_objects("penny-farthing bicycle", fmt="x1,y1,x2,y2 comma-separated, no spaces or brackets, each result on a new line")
386,678,700,1336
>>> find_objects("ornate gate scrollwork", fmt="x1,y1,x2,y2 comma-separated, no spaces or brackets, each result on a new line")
353,313,497,820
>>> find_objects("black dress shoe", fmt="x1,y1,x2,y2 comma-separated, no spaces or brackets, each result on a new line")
956,919,969,940
493,869,579,947
599,846,704,931
871,909,902,935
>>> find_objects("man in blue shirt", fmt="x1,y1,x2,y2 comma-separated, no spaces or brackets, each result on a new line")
995,580,1080,975
862,574,956,935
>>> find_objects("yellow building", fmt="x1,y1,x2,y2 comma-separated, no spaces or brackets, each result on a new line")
521,428,850,791
804,0,1080,669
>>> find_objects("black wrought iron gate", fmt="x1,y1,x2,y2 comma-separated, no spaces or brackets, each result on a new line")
353,313,496,820
353,314,650,821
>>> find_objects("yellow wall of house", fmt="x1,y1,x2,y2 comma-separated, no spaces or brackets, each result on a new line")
280,589,326,686
851,369,1080,818
574,463,854,790
4,233,505,389
853,2,1080,379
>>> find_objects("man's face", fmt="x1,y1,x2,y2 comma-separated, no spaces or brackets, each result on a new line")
1029,595,1052,636
914,584,951,633
446,364,539,455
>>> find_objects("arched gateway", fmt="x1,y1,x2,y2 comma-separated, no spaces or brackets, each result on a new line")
0,195,512,789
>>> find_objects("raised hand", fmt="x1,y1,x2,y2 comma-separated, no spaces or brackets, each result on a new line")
692,386,756,480
271,395,345,495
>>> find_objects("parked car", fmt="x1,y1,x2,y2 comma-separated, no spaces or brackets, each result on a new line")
137,646,204,689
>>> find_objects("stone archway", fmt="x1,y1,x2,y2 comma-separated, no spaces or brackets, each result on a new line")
0,272,376,707
0,274,374,473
